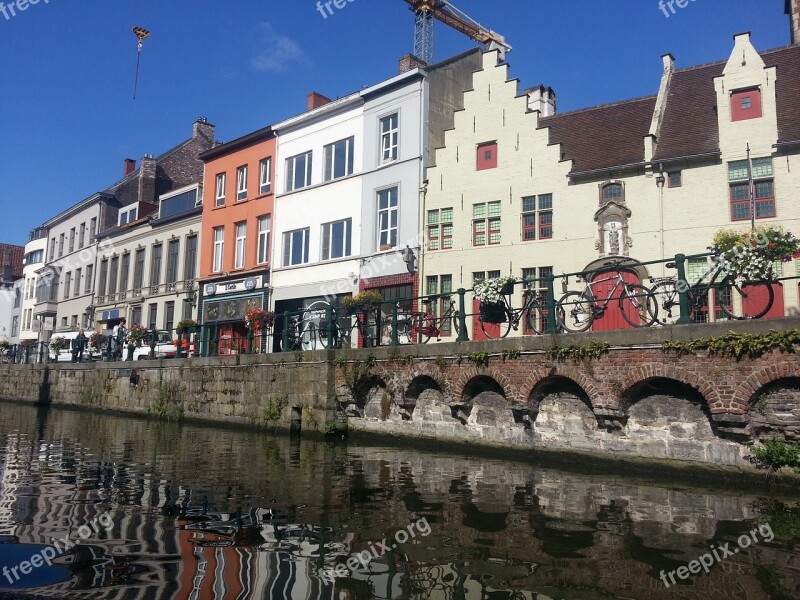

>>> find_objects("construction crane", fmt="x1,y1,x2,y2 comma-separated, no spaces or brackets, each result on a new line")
403,0,511,65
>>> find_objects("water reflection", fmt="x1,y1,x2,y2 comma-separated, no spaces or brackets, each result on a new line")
0,402,797,599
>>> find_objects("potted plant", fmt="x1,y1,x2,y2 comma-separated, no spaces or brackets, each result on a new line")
473,275,516,323
714,226,800,282
49,336,68,360
244,308,276,332
341,290,383,315
176,319,199,334
127,324,149,347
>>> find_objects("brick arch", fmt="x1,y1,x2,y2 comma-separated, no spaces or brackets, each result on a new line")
549,365,602,408
734,362,800,413
455,367,522,404
618,363,719,409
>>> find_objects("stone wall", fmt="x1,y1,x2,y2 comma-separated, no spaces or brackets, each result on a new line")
2,319,800,474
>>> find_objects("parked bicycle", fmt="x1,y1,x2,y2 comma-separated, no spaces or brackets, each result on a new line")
557,264,658,333
650,249,774,325
279,301,331,351
477,282,550,339
402,296,460,344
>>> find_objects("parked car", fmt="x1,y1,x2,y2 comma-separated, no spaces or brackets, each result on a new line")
128,330,178,360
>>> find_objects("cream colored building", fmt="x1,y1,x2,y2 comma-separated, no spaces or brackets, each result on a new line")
421,34,800,339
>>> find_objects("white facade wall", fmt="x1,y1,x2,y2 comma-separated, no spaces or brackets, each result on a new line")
17,233,47,342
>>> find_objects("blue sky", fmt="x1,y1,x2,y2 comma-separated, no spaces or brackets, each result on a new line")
0,0,791,246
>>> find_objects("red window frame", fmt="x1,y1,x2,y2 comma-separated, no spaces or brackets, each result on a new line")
477,142,498,171
473,220,486,246
539,211,553,239
730,181,776,221
488,217,501,245
731,89,762,121
427,225,439,251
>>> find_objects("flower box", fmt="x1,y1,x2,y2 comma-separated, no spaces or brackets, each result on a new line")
474,275,517,303
479,301,507,323
714,226,800,282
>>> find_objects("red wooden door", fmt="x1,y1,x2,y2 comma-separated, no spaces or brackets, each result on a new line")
591,270,640,332
473,299,502,340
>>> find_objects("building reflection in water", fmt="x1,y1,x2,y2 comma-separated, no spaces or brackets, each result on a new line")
0,402,796,599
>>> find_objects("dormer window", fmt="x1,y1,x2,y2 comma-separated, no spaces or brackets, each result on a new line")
119,206,138,226
601,182,624,203
731,88,762,121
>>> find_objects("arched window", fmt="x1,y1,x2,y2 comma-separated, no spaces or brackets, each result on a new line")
601,183,624,203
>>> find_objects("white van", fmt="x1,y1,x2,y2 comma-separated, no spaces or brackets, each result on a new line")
128,330,178,360
50,330,95,363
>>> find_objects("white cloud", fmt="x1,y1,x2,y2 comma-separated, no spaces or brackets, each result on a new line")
250,22,307,73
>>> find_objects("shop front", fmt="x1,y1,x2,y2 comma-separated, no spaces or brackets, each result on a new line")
200,275,269,356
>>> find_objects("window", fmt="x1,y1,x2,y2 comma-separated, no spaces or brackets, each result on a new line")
89,217,97,242
728,158,775,220
215,173,226,207
11,316,18,338
119,253,130,293
58,233,64,257
377,187,399,249
71,315,78,329
601,183,624,202
521,266,552,334
259,157,272,194
257,216,271,265
131,306,142,327
63,271,72,300
234,222,247,269
119,206,137,226
74,268,82,297
668,172,682,188
236,166,248,201
473,201,501,246
166,240,180,283
731,88,762,121
68,228,75,253
133,249,145,289
108,256,119,295
380,114,399,163
61,317,67,328
477,142,498,170
150,244,162,287
13,287,21,308
184,235,197,281
286,151,313,191
324,137,355,181
321,219,352,261
79,223,85,249
212,227,224,273
164,301,175,332
148,303,158,331
160,188,199,219
425,274,453,335
98,260,108,296
282,228,310,267
521,194,553,241
49,237,55,261
85,264,93,293
427,208,453,251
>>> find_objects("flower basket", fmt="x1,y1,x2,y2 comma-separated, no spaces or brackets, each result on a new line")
479,301,507,323
176,319,199,334
89,332,106,350
474,275,517,303
127,324,149,347
341,290,383,314
49,336,68,356
714,226,800,282
244,309,276,331
500,281,515,295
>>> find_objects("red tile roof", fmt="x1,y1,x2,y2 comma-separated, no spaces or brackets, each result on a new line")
769,45,800,144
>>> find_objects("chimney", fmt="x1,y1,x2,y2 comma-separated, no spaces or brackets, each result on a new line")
193,117,215,143
137,154,157,205
123,158,136,177
788,0,800,45
307,92,332,111
399,54,427,74
525,86,557,117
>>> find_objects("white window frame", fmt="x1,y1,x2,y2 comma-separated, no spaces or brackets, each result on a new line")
118,206,138,226
257,215,271,265
259,157,272,195
282,228,310,267
234,222,247,269
236,166,248,201
215,173,226,207
377,187,399,250
286,151,313,192
380,113,399,164
321,218,352,261
212,227,224,273
324,137,355,182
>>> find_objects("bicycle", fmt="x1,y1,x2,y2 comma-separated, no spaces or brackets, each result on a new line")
650,249,774,325
404,296,460,344
477,281,550,339
279,301,331,351
556,264,658,333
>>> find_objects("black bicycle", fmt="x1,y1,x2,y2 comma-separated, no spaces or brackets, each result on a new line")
650,249,774,324
478,284,550,339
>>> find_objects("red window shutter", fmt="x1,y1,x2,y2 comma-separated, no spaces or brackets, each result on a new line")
731,89,762,121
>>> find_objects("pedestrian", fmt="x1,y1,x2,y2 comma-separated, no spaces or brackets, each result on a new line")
116,319,127,360
75,329,87,362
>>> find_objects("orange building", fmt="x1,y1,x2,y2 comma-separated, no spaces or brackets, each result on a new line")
198,127,276,353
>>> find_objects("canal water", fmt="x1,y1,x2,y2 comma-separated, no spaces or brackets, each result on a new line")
0,402,797,599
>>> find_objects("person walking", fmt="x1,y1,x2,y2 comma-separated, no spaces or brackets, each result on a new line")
115,319,127,360
74,329,87,362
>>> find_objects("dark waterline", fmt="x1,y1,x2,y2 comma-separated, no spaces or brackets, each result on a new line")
0,402,797,599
